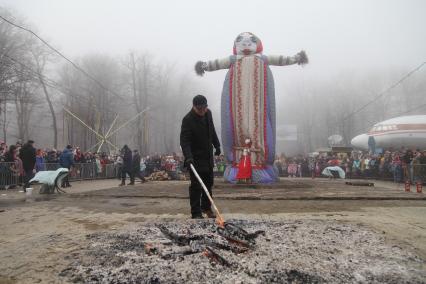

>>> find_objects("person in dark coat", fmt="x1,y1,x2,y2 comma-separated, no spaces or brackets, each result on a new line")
120,145,134,186
132,149,146,183
402,149,414,183
59,145,74,187
180,95,221,219
3,145,18,188
19,140,36,190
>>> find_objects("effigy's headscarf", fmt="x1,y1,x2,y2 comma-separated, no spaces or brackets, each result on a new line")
233,32,263,55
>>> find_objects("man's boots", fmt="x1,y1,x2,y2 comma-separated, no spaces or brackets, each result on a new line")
119,178,125,186
202,209,216,219
191,214,204,219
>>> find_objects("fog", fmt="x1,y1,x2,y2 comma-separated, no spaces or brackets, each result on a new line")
6,0,425,70
1,0,425,154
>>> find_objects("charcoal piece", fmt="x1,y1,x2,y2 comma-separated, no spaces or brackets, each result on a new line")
217,224,254,247
190,238,248,254
246,230,266,240
204,238,248,253
203,247,231,267
225,222,263,243
156,224,203,246
160,246,197,259
225,222,249,236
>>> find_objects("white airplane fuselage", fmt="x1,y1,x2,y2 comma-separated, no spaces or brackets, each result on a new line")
351,115,426,150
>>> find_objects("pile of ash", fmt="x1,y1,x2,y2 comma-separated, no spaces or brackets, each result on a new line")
60,219,424,283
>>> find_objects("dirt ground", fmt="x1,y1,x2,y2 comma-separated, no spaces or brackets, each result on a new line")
0,178,425,283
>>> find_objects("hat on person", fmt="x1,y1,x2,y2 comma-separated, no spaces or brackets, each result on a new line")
192,95,208,107
66,144,72,149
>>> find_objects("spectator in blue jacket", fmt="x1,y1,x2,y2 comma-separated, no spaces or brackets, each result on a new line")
59,145,74,187
35,149,45,172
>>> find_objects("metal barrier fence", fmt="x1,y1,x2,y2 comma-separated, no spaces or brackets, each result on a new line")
284,163,426,183
354,163,426,183
0,162,119,188
1,161,425,188
0,162,20,188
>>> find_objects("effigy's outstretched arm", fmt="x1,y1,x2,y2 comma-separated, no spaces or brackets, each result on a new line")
195,56,232,76
266,50,308,66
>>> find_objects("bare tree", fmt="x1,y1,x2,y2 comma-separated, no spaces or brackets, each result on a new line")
30,43,58,148
13,65,39,141
123,52,152,154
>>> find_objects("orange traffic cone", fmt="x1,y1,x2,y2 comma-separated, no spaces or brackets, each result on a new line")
405,180,411,192
416,182,422,193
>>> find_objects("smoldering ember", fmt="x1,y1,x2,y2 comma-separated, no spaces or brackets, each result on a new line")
1,1,426,284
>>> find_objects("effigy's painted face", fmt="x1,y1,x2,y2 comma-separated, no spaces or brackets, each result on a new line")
233,32,263,55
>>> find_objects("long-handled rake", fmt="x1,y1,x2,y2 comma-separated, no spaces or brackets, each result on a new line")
190,164,264,245
190,164,225,227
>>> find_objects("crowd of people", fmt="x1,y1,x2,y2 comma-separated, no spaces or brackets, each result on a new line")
1,139,425,190
115,149,227,183
274,149,426,184
0,140,123,189
0,140,197,189
0,141,117,170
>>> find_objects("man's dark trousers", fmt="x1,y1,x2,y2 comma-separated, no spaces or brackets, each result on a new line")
61,166,71,187
189,169,213,216
23,169,34,189
121,170,134,183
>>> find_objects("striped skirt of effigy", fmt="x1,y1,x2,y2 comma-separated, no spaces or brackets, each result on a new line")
221,55,278,183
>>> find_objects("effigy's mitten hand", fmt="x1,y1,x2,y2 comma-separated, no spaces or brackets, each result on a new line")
296,50,309,65
195,61,207,76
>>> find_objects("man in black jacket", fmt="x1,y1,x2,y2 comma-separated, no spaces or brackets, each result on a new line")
19,140,36,190
120,145,134,186
132,149,146,183
180,95,221,219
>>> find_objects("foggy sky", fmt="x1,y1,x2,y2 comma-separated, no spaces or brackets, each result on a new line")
1,0,425,114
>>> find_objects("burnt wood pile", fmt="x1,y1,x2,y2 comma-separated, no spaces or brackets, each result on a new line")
153,222,264,266
60,219,425,283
